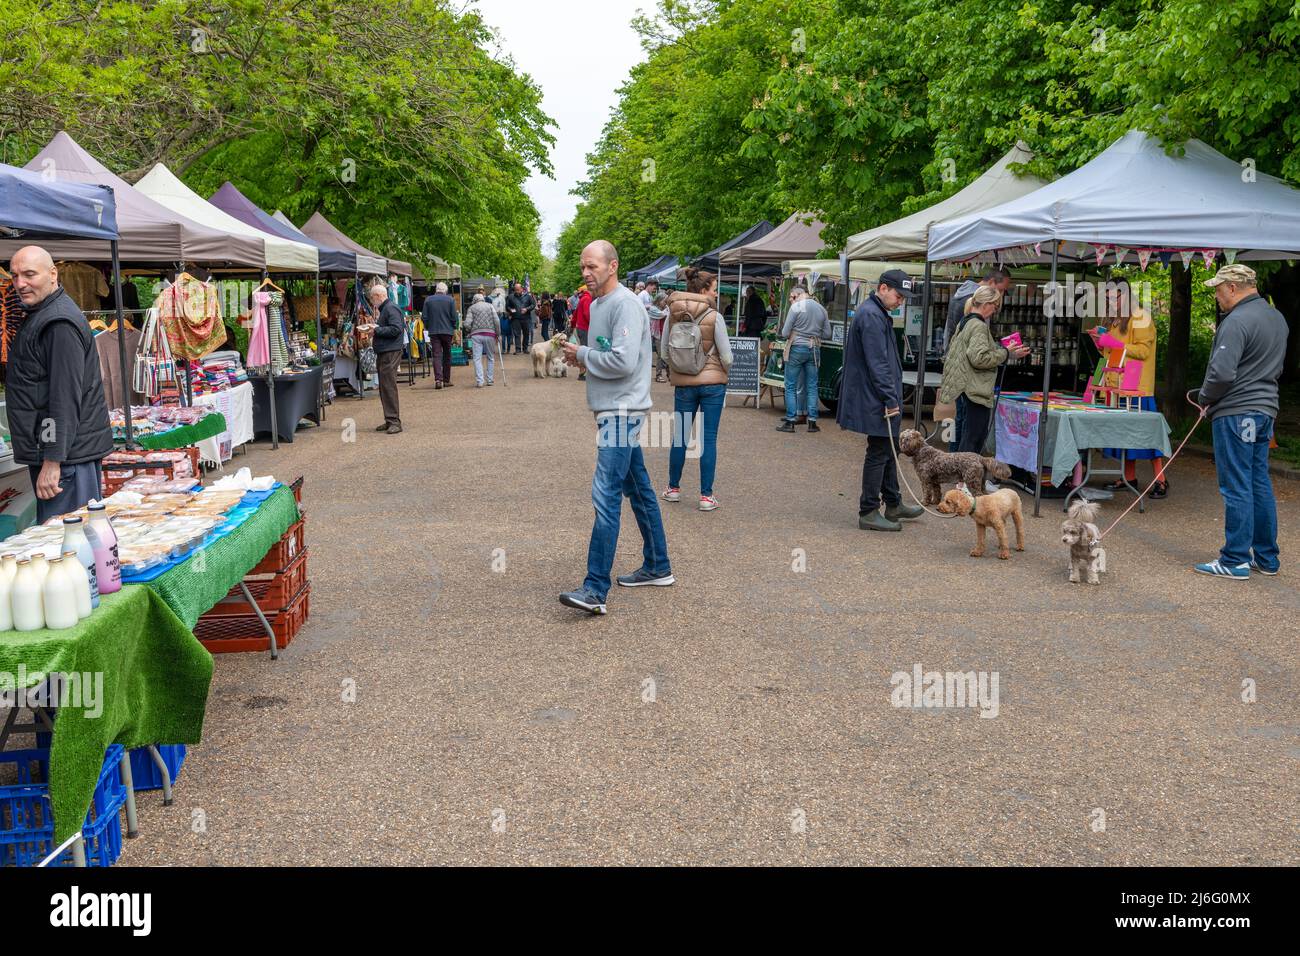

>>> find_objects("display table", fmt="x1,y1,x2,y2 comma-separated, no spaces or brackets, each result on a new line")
0,587,213,844
994,394,1172,485
194,382,254,464
250,366,324,444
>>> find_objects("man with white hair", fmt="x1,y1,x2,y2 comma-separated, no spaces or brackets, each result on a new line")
6,245,113,520
368,283,406,434
421,280,459,388
462,291,500,386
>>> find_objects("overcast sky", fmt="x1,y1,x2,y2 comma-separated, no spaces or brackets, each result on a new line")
474,0,650,258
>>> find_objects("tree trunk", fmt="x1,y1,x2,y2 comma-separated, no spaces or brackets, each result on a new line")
1264,261,1300,384
1162,260,1192,416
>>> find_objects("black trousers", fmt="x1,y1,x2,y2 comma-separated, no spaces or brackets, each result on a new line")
859,430,901,515
510,320,525,353
958,399,993,454
430,333,453,383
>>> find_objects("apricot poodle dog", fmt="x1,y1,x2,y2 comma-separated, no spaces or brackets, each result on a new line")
937,486,1025,560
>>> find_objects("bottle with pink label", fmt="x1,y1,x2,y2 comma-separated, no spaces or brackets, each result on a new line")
86,503,122,595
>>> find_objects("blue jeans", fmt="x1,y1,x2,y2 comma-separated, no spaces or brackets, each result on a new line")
783,344,819,420
668,383,725,497
585,415,671,601
1212,413,1278,569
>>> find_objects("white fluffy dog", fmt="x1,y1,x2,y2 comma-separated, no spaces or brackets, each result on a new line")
531,332,569,378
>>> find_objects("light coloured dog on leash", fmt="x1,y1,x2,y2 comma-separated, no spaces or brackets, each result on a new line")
1061,500,1104,584
531,332,569,378
936,484,1025,560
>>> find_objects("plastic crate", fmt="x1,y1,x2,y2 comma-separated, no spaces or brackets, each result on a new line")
195,581,310,654
289,475,304,504
0,744,126,867
127,744,185,792
248,517,306,575
222,548,308,611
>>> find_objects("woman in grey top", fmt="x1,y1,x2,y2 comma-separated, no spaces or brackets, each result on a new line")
464,293,500,386
776,286,833,433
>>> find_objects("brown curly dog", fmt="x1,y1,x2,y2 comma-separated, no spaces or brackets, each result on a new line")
937,487,1025,560
898,429,1012,506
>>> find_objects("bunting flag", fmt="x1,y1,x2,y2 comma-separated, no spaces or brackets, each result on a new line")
1179,250,1194,268
1094,244,1108,267
1157,251,1173,267
1201,249,1218,269
849,281,861,297
1224,248,1238,265
1137,249,1152,271
1114,247,1129,267
1033,242,1042,257
1075,243,1088,259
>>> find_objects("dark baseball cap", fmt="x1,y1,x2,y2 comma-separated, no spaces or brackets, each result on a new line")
878,269,920,299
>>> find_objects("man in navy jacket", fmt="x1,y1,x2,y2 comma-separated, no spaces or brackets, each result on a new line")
837,270,925,531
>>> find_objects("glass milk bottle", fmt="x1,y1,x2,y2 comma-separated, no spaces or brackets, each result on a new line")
86,503,122,595
61,517,99,609
11,557,45,631
0,552,17,585
28,552,50,586
42,557,80,630
62,549,93,620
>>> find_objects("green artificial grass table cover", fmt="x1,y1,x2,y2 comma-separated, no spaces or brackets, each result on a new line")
0,586,212,844
126,412,227,451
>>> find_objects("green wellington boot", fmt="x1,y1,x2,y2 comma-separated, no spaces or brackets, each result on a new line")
885,502,924,522
858,509,902,532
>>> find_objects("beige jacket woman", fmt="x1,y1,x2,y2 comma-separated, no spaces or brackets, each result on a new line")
660,291,733,387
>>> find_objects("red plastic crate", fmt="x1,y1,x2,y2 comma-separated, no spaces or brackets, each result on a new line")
289,475,304,505
248,517,306,575
220,548,308,612
195,582,310,654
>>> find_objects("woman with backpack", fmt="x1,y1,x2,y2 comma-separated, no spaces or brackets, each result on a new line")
660,267,732,512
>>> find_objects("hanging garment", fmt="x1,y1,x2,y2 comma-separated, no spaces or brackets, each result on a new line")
0,276,26,365
267,290,290,373
133,308,176,399
56,261,110,312
96,326,144,410
154,275,225,360
247,290,271,368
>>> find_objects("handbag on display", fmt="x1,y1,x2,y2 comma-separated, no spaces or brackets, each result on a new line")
132,307,176,399
360,346,377,376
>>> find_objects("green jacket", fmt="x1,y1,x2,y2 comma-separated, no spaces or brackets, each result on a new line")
939,315,1008,408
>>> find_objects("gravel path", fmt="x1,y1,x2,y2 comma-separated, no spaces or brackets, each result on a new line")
120,355,1299,865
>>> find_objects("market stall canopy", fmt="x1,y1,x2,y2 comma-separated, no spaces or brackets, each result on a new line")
271,210,382,275
296,211,390,275
928,130,1300,262
411,257,460,283
0,132,264,266
645,256,681,284
689,220,778,276
210,182,355,274
720,213,826,265
784,258,929,281
845,142,1048,261
627,254,675,284
0,161,118,241
136,164,317,273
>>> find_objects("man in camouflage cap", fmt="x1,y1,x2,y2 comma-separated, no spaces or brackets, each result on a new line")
1193,263,1289,580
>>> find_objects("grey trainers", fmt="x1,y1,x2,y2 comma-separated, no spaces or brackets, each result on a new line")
859,510,902,532
559,589,607,614
885,502,924,521
616,568,675,587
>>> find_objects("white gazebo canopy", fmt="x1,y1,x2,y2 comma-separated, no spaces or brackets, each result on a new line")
928,130,1300,262
136,164,319,272
845,141,1048,261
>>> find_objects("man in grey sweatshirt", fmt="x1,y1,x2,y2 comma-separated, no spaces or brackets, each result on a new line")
559,240,673,615
1194,264,1289,580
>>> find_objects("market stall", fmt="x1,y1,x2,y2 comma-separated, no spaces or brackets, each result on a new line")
927,129,1300,513
720,212,826,337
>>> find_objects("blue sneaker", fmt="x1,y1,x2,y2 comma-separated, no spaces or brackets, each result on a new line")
616,568,676,588
559,590,607,614
1193,560,1250,580
1250,560,1279,576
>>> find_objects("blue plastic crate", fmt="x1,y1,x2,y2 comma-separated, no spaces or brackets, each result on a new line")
0,744,127,867
127,744,185,791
